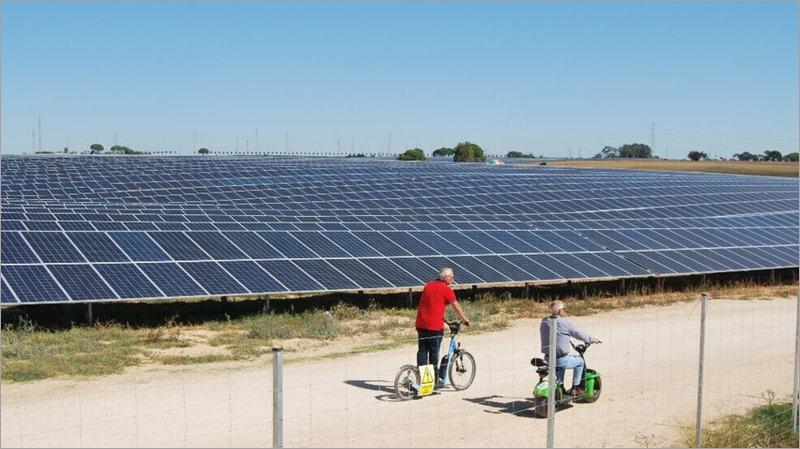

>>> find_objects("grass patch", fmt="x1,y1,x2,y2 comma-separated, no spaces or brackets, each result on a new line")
2,281,796,382
677,390,799,448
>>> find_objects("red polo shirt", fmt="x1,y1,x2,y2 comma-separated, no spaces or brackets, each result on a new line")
415,280,457,331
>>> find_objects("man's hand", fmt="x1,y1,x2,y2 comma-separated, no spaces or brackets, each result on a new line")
462,319,471,327
591,337,602,344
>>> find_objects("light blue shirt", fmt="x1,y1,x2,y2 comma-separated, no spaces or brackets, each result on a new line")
540,316,592,358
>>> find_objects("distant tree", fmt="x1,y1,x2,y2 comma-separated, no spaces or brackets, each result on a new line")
453,142,485,162
506,151,525,158
397,148,426,161
63,147,69,154
432,147,455,157
198,148,210,155
761,150,783,161
109,145,123,154
783,152,799,162
687,150,708,161
594,145,619,159
732,151,758,161
90,143,104,154
618,143,652,158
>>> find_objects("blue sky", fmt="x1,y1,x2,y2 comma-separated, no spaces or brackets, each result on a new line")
2,1,798,158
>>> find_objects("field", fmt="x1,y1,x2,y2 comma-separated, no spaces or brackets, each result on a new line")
541,159,799,177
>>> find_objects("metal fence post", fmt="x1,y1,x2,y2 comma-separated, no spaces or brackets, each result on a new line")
695,293,708,448
547,315,557,448
793,286,799,433
273,347,284,448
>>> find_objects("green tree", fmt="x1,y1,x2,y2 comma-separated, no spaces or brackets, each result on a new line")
89,143,104,154
687,150,708,161
761,150,783,161
506,151,525,158
782,152,798,162
618,143,652,158
453,142,485,162
594,146,619,158
198,148,210,155
432,147,455,157
397,148,426,161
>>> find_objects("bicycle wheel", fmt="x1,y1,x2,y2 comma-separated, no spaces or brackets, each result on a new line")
394,365,420,401
582,376,602,403
448,350,476,390
533,397,550,418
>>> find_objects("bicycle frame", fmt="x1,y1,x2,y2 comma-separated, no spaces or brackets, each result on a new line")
407,329,459,393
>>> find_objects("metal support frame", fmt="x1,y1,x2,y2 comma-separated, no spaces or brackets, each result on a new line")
273,347,284,448
547,315,557,448
85,303,93,326
695,293,708,448
407,289,413,308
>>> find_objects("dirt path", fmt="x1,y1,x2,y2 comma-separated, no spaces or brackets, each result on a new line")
1,297,797,448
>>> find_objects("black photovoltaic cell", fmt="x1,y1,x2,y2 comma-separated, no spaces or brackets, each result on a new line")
527,254,587,279
94,264,164,299
589,252,650,276
325,232,382,257
551,254,608,278
411,232,470,255
509,232,563,253
49,264,118,301
257,260,325,291
185,232,248,260
476,255,538,281
390,258,439,284
110,232,172,262
383,232,440,256
257,232,318,258
223,232,283,259
351,232,412,257
292,259,360,290
437,232,493,255
180,262,249,295
67,232,130,263
449,256,512,283
292,232,350,258
2,265,67,302
502,255,563,281
485,231,541,254
327,259,393,289
1,277,19,304
421,256,485,284
460,231,517,254
149,232,210,261
1,232,40,264
138,263,208,297
23,232,87,263
659,250,715,272
359,258,424,287
220,261,288,293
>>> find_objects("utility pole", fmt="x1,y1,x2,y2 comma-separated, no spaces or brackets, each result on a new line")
31,129,35,154
38,116,42,152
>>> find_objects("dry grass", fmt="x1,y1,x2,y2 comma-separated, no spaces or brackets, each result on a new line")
543,159,799,178
676,390,799,448
1,281,796,382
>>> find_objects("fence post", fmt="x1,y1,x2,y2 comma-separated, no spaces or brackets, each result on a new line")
407,289,413,308
273,347,284,448
547,315,557,448
85,303,93,326
793,286,799,433
695,293,708,448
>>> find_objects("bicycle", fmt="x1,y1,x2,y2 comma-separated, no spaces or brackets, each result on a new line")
394,321,476,400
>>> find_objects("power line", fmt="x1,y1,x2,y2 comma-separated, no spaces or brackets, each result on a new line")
38,116,42,152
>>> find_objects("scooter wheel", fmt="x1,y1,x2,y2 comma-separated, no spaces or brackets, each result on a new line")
533,397,550,418
582,377,602,403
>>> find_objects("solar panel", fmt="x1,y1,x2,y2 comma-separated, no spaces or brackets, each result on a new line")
1,156,797,304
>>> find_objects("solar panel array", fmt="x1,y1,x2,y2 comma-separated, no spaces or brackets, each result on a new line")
1,156,798,304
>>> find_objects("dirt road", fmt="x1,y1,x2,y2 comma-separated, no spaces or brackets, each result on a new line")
2,297,797,448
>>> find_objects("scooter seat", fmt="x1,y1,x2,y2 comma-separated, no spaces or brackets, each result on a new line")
531,357,547,367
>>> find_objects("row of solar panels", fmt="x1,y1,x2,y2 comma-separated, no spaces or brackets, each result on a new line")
2,213,797,235
3,245,797,304
2,228,797,265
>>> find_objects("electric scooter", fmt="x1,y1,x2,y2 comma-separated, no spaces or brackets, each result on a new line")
531,341,602,418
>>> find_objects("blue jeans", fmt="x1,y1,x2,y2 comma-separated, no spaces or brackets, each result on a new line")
416,328,444,375
545,355,585,387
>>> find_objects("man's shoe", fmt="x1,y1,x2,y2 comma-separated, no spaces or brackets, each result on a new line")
569,387,586,396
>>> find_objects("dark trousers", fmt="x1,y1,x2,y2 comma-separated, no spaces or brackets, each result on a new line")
416,328,444,379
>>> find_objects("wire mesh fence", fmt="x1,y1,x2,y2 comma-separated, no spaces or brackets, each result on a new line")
1,293,798,448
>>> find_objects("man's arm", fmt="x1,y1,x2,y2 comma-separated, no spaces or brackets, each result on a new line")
566,320,597,344
449,301,470,326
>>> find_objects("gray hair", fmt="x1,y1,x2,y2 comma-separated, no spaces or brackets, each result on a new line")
550,300,564,315
438,267,454,281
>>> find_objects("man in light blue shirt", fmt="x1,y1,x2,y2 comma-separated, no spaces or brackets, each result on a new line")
540,300,602,395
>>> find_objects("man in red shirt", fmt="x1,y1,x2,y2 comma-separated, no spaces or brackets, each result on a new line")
415,267,470,382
